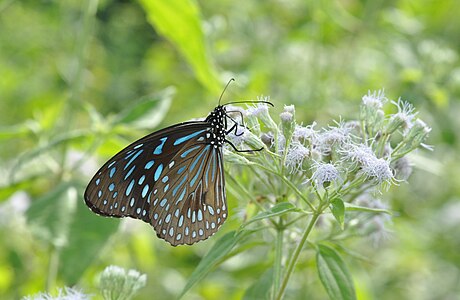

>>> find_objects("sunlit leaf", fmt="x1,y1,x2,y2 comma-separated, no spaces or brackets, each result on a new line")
316,244,356,300
139,0,221,93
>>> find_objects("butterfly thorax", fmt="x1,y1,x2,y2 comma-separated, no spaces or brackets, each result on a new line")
205,106,226,149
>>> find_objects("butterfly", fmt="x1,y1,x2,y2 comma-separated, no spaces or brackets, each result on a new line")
84,83,273,246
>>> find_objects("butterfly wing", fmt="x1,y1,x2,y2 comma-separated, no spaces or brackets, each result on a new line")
84,121,227,246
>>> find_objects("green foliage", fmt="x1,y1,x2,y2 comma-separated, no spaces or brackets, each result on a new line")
316,244,356,300
0,0,459,299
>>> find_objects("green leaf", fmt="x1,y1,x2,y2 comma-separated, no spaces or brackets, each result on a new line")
113,87,174,129
242,202,299,227
316,244,356,300
138,0,221,93
243,268,273,300
179,230,249,299
26,183,119,284
59,189,119,284
330,197,345,229
26,182,76,246
344,203,392,215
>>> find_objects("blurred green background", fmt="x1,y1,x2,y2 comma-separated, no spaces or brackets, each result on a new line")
1,0,459,299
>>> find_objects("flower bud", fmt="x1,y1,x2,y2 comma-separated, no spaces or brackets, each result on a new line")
406,119,431,148
99,265,147,300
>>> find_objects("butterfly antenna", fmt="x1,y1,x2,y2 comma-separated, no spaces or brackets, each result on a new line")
218,78,235,105
223,100,274,107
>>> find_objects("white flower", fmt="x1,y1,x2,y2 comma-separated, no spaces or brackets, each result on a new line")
285,142,309,172
246,104,269,117
227,125,249,148
279,111,293,123
317,122,352,154
386,98,417,134
23,287,90,300
361,157,395,187
340,143,376,167
310,162,341,187
283,104,295,114
362,89,387,109
293,122,317,142
99,265,147,300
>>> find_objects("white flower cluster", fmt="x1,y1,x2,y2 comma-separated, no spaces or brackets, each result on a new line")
225,90,431,243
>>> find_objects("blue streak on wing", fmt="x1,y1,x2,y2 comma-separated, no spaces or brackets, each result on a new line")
173,129,206,145
190,145,208,172
190,146,210,187
124,149,144,170
172,174,188,197
180,145,201,158
154,164,164,181
154,137,167,155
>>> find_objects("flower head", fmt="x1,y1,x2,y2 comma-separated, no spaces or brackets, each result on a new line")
310,162,341,188
385,99,417,134
23,287,90,300
247,96,277,131
293,122,317,142
360,157,396,188
340,143,376,167
99,265,147,300
362,89,387,109
285,142,310,172
316,121,351,155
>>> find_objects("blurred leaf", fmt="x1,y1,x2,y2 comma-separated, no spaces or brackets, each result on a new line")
0,120,39,140
59,186,119,284
316,244,356,300
139,0,221,93
242,202,299,227
11,129,91,182
243,268,273,300
26,182,76,247
179,230,250,299
344,203,392,215
330,197,345,229
112,87,175,130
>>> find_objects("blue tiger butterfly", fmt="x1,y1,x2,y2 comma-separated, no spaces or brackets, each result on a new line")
84,81,273,246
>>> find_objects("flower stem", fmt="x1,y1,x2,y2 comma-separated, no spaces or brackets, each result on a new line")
272,225,284,299
275,212,321,300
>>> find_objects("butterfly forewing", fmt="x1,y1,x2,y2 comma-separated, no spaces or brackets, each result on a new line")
84,117,228,246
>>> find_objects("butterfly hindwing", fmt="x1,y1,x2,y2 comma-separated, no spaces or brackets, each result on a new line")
84,121,227,245
151,142,227,245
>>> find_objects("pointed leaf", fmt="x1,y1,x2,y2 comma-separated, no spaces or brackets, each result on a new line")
242,202,299,227
113,87,174,129
344,203,392,215
243,268,273,300
26,182,76,246
139,0,221,93
316,244,356,300
330,197,345,229
59,189,119,284
179,230,249,299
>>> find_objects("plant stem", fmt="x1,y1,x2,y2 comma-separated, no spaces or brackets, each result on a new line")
46,246,60,292
275,212,321,300
272,225,284,299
